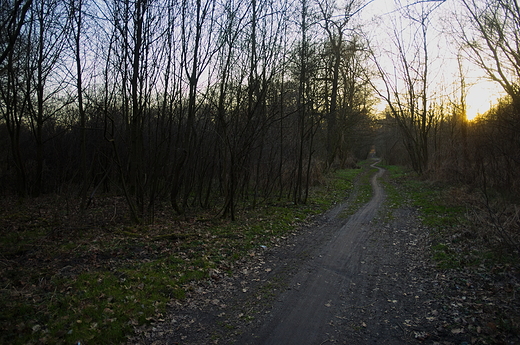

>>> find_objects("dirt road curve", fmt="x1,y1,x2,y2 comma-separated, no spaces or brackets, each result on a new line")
139,159,471,345
241,160,386,344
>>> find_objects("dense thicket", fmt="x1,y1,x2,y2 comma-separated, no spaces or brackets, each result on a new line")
0,0,376,221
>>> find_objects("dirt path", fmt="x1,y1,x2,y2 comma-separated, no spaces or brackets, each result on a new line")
240,160,387,344
135,160,483,345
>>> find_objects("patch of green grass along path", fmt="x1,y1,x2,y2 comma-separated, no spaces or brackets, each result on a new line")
339,161,379,218
405,179,468,269
383,165,467,269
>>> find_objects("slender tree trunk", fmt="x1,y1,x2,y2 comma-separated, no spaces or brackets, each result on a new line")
129,0,145,211
2,51,28,196
71,0,89,207
33,0,46,196
294,0,308,204
327,37,341,167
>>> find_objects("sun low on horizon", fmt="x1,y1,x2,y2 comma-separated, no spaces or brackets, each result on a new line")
465,80,504,121
373,77,505,121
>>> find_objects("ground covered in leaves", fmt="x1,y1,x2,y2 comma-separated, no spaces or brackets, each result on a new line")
0,167,356,345
1,163,519,344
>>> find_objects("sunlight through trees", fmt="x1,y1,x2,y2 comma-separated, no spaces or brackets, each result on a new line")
0,0,519,220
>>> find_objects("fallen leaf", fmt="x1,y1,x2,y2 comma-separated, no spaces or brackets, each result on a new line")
414,331,429,340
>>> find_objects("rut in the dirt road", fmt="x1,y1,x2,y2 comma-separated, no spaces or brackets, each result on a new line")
242,160,386,345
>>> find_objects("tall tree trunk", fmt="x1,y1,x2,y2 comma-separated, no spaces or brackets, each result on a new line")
129,0,145,213
71,0,89,207
2,50,28,196
294,0,308,204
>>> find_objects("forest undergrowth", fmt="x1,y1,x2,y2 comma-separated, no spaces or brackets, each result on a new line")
0,163,363,345
386,166,520,344
1,161,519,344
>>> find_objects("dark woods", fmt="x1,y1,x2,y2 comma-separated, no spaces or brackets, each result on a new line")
0,0,376,221
1,0,519,223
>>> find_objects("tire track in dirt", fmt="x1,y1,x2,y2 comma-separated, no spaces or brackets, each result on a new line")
241,160,386,344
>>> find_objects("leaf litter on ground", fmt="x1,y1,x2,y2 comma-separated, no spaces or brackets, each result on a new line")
2,164,519,344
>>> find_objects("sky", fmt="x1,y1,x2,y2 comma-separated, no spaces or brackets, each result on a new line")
360,0,505,120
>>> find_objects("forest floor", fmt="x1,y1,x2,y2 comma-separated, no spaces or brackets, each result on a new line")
1,160,519,344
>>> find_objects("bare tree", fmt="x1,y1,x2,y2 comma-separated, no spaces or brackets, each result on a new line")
293,0,313,204
0,0,33,66
369,0,444,174
68,0,89,205
460,0,520,105
170,0,217,213
211,0,247,219
317,0,366,167
26,0,70,195
99,0,169,221
0,28,30,196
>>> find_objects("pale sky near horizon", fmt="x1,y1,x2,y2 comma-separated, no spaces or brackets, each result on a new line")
360,0,505,120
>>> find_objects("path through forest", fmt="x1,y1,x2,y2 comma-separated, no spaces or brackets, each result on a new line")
239,160,386,344
136,159,489,345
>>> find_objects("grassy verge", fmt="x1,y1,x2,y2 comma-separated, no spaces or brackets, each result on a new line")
382,165,470,269
382,164,518,269
0,165,364,345
378,163,411,210
334,160,379,218
382,165,520,343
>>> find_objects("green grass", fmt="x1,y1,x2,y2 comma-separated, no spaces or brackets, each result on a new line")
378,164,470,269
379,164,410,209
406,180,466,228
0,165,361,345
316,168,362,208
403,177,468,269
430,243,461,270
380,164,410,179
339,166,379,218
